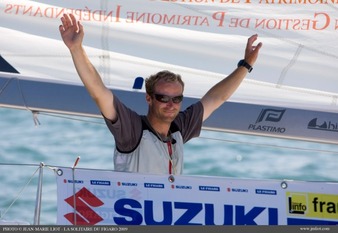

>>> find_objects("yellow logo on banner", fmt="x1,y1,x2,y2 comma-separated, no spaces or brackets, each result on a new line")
287,192,338,220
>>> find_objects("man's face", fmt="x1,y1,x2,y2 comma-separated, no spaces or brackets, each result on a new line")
147,79,183,123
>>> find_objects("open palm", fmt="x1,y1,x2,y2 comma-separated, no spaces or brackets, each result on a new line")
59,14,84,50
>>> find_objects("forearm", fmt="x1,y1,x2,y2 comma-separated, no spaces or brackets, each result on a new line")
201,66,248,120
210,68,247,100
70,46,106,98
69,46,115,119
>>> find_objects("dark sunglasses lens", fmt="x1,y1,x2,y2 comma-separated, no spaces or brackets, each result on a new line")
154,94,183,103
172,96,183,103
156,95,169,103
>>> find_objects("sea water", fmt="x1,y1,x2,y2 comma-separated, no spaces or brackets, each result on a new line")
0,108,337,224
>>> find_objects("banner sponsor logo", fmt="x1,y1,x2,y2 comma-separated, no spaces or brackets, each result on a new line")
227,187,248,193
86,188,126,199
117,182,138,187
287,192,338,220
64,187,104,225
171,185,192,190
113,198,278,225
256,189,277,195
256,109,286,124
63,179,83,184
144,183,164,189
199,186,220,192
288,193,307,214
90,180,111,186
308,118,338,133
248,109,286,134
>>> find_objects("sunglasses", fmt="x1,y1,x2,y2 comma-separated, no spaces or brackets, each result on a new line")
153,94,184,104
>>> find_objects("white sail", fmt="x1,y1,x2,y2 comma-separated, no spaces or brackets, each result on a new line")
1,0,337,143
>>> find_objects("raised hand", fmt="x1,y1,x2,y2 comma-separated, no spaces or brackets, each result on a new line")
59,14,84,51
244,34,263,66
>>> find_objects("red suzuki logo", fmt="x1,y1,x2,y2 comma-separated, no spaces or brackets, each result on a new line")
64,187,104,225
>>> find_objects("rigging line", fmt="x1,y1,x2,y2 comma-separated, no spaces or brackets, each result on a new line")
327,2,338,11
38,112,106,125
11,77,32,113
0,166,40,220
0,162,40,167
0,163,59,174
8,77,43,125
277,44,303,88
0,77,14,97
198,136,338,155
100,0,111,85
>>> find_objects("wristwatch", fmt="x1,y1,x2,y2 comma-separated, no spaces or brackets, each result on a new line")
237,59,253,73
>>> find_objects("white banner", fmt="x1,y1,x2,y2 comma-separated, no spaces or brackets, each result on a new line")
56,168,338,225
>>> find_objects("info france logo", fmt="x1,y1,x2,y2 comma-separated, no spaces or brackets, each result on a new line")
286,192,338,220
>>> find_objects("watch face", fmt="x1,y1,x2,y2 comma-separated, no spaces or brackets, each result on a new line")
238,59,244,67
238,59,252,72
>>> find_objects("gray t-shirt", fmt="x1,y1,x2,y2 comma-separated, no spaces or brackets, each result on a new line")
103,95,204,175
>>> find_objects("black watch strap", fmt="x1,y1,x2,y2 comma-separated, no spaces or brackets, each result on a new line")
237,59,253,73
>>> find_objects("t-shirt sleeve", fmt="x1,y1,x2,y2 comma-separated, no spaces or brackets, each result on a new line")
102,95,143,153
174,101,204,143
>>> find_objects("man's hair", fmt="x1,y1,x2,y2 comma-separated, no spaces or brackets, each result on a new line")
145,70,184,96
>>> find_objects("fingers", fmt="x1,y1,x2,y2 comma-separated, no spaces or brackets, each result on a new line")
251,42,262,53
59,24,64,33
77,21,83,34
69,14,77,28
247,34,261,52
244,34,262,65
248,34,258,45
60,13,78,32
60,14,69,29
